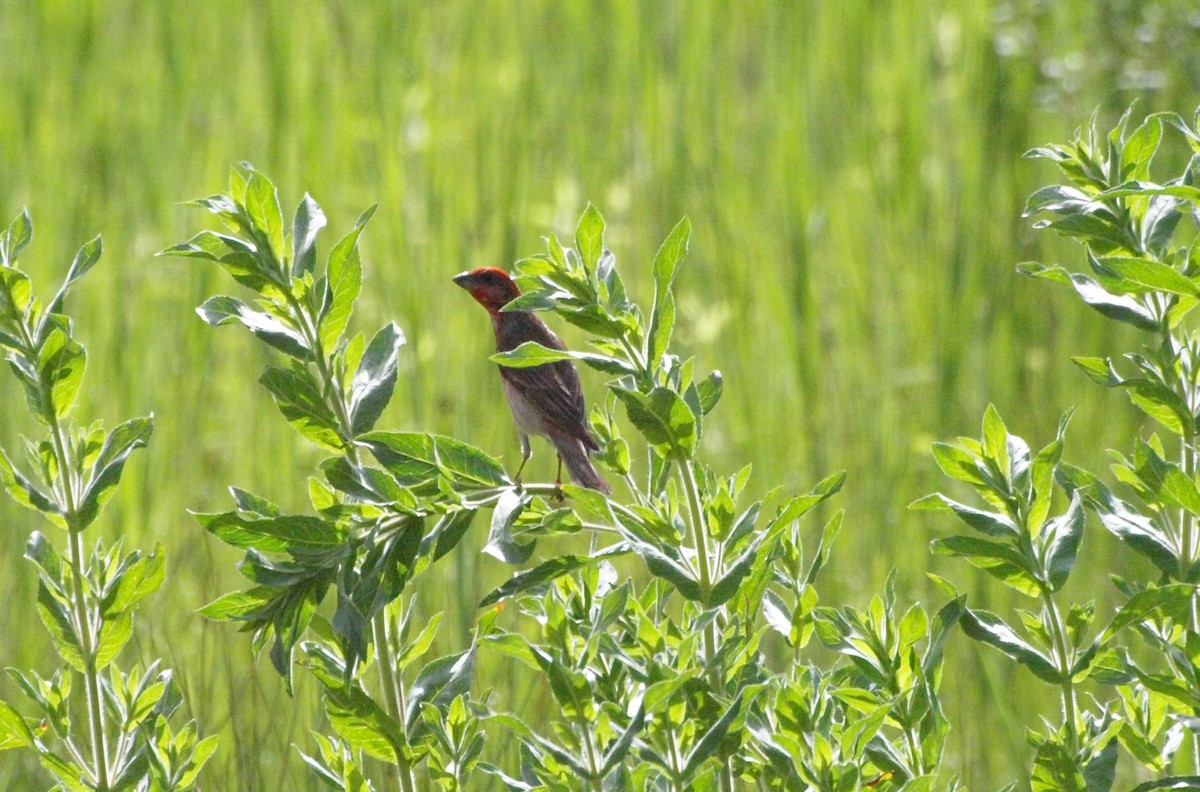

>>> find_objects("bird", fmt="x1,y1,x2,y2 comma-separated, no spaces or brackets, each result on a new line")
454,266,612,494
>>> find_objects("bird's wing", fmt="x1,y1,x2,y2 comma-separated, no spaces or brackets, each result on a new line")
495,313,596,446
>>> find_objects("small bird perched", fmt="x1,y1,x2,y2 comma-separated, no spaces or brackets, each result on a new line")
454,267,612,494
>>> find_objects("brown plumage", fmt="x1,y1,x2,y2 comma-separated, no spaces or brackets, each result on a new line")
454,267,612,494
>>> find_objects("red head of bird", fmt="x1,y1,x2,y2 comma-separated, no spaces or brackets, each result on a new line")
452,267,521,314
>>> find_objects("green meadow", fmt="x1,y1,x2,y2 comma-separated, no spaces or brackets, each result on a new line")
1,1,1198,787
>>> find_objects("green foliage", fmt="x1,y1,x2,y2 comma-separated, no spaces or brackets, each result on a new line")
167,173,967,790
0,213,213,791
166,168,503,789
915,104,1200,788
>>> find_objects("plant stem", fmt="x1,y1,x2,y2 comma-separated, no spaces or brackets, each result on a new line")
1040,585,1079,756
24,310,109,790
679,460,734,792
372,611,415,792
287,290,413,790
67,526,109,791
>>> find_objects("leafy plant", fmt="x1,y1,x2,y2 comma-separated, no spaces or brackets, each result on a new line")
163,167,503,790
164,171,968,789
0,212,215,791
916,105,1200,789
474,206,963,790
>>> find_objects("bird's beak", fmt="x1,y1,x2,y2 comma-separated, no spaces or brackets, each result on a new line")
452,271,476,290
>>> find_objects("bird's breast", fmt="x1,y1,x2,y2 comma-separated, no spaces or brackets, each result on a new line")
501,377,548,437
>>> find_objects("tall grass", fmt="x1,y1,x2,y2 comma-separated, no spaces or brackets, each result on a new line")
0,1,1197,787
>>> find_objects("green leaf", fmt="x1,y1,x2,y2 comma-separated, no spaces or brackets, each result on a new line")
600,691,646,775
161,230,269,291
77,416,153,530
1095,255,1200,298
350,322,405,435
194,511,346,554
0,265,33,319
1097,583,1196,646
404,647,476,732
1121,117,1162,182
45,236,102,317
1,209,33,265
320,683,405,763
259,366,344,451
244,166,286,260
929,442,986,486
647,289,675,365
396,612,444,672
696,370,723,414
960,608,1060,682
681,690,744,779
1045,493,1084,590
364,432,509,489
909,494,1017,537
1058,465,1178,574
197,588,276,621
417,509,477,568
613,386,696,459
619,534,701,601
575,204,605,273
1019,263,1159,330
320,207,375,351
0,699,35,750
94,610,133,670
37,581,84,672
291,193,326,278
102,545,166,617
38,327,86,421
931,534,1041,596
490,341,635,377
923,595,966,676
653,216,691,300
647,217,690,364
479,544,630,607
483,490,534,565
982,405,1010,482
1130,778,1200,792
0,448,63,521
197,295,309,358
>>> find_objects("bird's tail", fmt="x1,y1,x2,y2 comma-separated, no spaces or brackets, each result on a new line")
552,434,613,494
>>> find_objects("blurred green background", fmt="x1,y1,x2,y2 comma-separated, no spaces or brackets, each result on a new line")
2,0,1199,788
